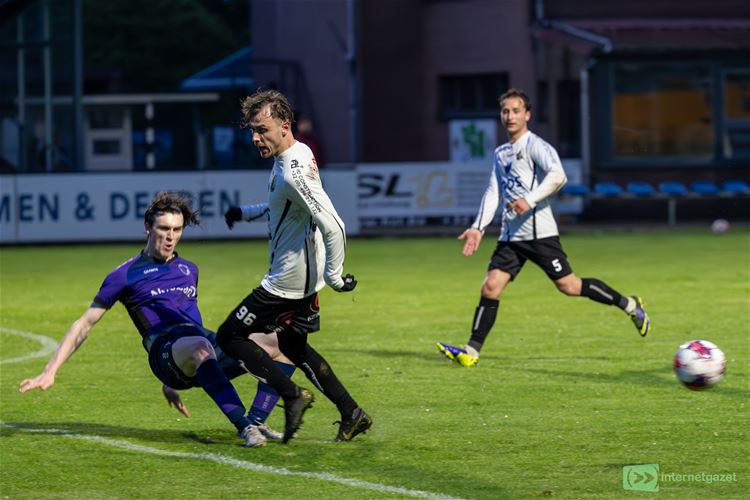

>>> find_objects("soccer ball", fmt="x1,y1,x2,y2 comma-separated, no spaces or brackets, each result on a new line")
711,218,730,234
673,340,726,390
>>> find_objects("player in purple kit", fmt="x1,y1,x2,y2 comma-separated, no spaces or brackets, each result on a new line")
19,191,283,447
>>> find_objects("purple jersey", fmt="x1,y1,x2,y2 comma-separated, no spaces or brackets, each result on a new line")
94,252,203,338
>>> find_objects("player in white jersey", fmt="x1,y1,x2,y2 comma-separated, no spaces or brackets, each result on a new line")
438,88,650,367
217,89,371,443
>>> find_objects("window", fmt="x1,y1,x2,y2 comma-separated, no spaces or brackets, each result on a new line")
93,139,121,155
557,80,580,157
439,73,509,119
612,62,713,159
724,71,750,159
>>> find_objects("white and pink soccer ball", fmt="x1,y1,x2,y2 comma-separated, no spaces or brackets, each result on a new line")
711,219,731,234
674,340,726,390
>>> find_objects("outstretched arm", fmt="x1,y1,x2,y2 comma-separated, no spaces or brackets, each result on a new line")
224,203,270,229
19,305,107,393
162,385,191,417
458,228,484,257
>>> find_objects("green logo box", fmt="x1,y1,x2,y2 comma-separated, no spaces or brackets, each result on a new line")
623,464,659,492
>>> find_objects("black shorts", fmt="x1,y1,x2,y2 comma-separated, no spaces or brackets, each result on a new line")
220,287,321,365
223,286,321,337
145,323,216,390
488,236,573,281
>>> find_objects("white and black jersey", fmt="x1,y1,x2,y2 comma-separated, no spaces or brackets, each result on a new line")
472,130,567,242
260,141,347,299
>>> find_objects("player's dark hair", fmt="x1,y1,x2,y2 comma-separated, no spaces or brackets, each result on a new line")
498,88,532,112
240,89,295,129
144,191,200,227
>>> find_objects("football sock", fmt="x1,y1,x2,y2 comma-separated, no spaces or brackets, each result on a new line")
247,361,296,424
467,297,499,353
216,329,299,400
299,344,357,418
580,278,624,308
196,358,251,432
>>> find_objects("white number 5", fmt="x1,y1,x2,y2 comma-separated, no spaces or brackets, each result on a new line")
551,259,562,272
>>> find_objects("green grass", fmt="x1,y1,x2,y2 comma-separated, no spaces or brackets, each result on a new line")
1,229,748,499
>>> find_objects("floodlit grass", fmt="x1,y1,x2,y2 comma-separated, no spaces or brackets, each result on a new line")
1,229,748,499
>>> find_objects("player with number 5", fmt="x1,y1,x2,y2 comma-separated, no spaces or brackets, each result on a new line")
438,88,650,367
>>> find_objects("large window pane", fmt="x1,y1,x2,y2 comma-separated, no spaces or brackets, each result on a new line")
438,73,509,119
612,63,713,159
724,71,750,159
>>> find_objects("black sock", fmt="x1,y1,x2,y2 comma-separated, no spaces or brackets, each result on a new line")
467,297,499,353
301,345,357,418
580,278,627,309
277,333,357,418
216,325,299,400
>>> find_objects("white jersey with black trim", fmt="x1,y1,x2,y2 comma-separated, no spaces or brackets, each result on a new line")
471,130,567,242
260,140,347,299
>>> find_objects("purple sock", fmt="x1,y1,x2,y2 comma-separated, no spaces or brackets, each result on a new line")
248,361,296,424
196,358,250,432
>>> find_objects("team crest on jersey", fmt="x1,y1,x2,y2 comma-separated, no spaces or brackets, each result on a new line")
516,150,524,160
178,263,191,276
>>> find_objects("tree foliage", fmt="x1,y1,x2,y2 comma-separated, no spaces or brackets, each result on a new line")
84,0,248,92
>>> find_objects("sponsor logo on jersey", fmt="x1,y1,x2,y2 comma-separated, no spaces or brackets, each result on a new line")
150,285,197,298
291,159,301,169
143,267,158,275
292,168,322,214
178,263,191,276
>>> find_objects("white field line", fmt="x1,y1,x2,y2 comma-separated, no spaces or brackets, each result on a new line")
0,422,463,500
0,327,58,365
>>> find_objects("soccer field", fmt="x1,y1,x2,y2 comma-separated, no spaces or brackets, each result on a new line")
1,230,748,499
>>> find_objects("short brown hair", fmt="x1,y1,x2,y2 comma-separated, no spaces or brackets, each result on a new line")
144,191,200,227
240,89,294,129
498,88,532,112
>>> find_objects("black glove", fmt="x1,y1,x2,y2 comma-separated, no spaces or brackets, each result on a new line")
340,273,357,292
224,206,243,229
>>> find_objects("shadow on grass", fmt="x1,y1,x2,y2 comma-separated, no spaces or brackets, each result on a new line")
329,346,612,364
329,346,748,399
0,421,229,446
522,365,749,399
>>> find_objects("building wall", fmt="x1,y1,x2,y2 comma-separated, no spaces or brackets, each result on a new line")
253,0,540,163
543,0,748,18
252,0,352,163
358,0,424,162
359,0,537,162
420,0,536,160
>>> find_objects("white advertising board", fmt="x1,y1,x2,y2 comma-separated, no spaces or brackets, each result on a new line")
356,159,583,228
357,162,490,228
0,170,359,243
